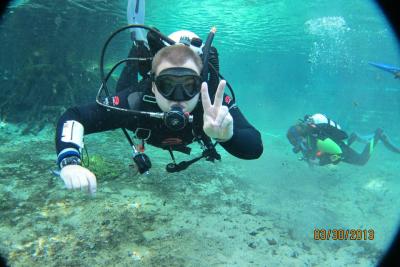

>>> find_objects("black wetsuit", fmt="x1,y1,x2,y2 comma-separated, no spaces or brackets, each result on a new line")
318,139,374,166
303,123,379,166
55,78,263,166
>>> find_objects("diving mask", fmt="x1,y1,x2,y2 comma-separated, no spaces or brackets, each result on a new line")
153,67,202,101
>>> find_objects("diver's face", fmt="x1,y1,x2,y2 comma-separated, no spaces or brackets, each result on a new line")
152,59,201,113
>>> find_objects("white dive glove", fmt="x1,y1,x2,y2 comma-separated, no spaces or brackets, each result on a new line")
57,120,96,193
60,165,97,194
201,80,234,142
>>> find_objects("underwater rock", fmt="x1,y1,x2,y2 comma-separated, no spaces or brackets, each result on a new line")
248,242,257,249
249,231,258,236
266,238,277,245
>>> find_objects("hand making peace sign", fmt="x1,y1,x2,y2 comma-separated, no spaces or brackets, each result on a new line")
201,80,234,142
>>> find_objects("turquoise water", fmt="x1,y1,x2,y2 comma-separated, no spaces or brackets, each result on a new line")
1,0,400,266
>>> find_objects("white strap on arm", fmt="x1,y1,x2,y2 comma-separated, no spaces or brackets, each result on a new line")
61,120,84,149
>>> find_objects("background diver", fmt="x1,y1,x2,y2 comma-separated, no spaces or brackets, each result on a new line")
287,113,400,166
55,18,263,193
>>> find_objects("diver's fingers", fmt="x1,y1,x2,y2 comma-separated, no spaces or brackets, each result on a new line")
213,80,226,110
202,114,213,129
201,82,212,110
62,175,73,190
60,167,74,189
83,169,97,194
215,105,229,126
59,165,97,195
78,173,89,191
70,173,83,190
220,110,233,130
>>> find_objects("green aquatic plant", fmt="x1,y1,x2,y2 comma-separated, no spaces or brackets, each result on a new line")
87,154,120,179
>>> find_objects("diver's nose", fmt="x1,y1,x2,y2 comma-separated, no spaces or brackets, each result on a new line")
171,84,186,101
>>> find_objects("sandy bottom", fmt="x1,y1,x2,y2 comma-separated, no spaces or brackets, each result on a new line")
0,124,399,266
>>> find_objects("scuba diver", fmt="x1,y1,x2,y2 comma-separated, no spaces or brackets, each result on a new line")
287,113,400,166
54,1,263,194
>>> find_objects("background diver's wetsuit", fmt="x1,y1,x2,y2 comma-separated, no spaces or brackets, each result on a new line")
316,133,378,166
289,114,386,166
55,78,263,166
